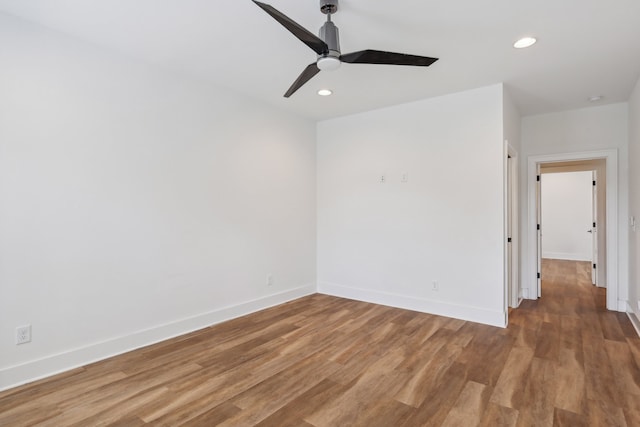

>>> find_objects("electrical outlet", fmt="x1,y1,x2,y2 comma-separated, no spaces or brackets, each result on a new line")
432,281,439,291
380,175,386,183
267,274,273,286
16,325,31,345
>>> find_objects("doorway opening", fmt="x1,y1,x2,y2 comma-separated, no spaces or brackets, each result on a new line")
540,164,606,288
527,150,620,312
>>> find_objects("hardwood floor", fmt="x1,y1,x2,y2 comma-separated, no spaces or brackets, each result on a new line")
1,259,639,426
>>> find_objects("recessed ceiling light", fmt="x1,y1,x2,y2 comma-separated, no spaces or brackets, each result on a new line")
513,37,537,49
317,89,333,96
588,95,604,102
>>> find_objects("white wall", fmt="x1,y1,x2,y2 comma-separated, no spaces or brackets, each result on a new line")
0,13,317,390
521,103,629,306
629,77,640,322
317,84,506,327
541,172,593,261
503,89,522,154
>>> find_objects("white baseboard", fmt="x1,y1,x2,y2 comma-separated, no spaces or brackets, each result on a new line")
542,252,591,262
318,281,506,328
0,284,316,392
619,300,630,313
627,302,640,337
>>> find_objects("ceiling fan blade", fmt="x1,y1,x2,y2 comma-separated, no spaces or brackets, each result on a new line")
340,49,439,67
252,1,329,55
284,63,321,98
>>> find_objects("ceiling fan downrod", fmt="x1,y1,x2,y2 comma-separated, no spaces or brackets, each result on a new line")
320,0,338,15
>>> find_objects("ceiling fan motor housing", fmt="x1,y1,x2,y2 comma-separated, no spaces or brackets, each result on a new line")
318,0,340,69
320,0,338,14
319,20,340,55
317,19,341,70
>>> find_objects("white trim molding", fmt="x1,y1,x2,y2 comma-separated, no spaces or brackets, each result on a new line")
527,149,620,312
504,141,520,311
318,281,506,328
627,302,640,337
542,252,592,262
0,284,316,392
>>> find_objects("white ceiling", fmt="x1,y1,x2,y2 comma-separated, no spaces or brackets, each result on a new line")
1,0,639,120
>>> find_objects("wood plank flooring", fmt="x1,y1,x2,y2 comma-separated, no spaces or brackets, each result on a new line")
1,259,639,426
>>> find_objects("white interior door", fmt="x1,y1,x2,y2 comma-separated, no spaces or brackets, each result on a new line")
591,170,598,285
536,164,542,298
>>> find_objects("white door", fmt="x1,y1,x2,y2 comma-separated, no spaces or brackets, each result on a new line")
591,170,598,285
536,164,542,298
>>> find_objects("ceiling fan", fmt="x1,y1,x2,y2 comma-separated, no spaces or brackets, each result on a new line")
252,0,439,97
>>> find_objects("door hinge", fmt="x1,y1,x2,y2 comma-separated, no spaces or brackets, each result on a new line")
537,175,541,182
593,180,596,186
593,222,596,228
593,263,596,269
537,224,540,230
508,237,512,243
537,272,541,279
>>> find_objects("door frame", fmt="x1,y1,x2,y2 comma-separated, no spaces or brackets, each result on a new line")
537,161,607,287
536,163,542,297
527,149,620,311
505,142,520,312
592,169,598,286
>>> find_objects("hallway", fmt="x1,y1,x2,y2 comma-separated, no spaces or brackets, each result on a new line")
510,259,640,425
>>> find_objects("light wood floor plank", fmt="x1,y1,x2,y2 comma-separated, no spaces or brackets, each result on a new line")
489,346,535,408
553,407,589,427
479,403,519,427
441,381,491,427
554,347,586,414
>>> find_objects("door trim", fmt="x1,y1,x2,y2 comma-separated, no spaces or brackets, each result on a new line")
592,170,598,286
527,149,619,311
504,142,520,314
